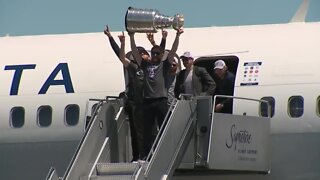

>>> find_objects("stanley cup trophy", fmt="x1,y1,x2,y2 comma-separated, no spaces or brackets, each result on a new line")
125,7,184,33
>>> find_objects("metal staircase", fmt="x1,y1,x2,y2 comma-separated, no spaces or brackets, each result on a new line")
46,95,271,180
137,98,197,179
90,163,140,180
46,96,131,180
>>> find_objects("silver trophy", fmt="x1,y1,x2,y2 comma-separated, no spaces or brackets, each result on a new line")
125,7,184,33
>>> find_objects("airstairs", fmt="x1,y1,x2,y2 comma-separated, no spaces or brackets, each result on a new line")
46,95,271,180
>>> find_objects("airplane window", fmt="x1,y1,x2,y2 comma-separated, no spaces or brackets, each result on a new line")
260,97,275,118
288,96,304,118
65,104,80,126
10,107,25,128
37,106,52,127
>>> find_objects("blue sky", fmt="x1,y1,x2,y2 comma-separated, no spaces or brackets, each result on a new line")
0,0,319,36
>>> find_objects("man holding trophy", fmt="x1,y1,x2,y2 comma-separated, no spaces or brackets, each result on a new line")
129,29,183,159
106,7,184,160
125,7,184,159
104,26,169,162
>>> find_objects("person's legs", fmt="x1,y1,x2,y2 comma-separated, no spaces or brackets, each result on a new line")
127,100,139,161
142,100,156,159
150,98,169,149
155,98,169,128
132,103,144,159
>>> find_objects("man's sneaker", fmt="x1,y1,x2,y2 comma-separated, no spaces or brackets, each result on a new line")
130,157,139,163
138,159,146,164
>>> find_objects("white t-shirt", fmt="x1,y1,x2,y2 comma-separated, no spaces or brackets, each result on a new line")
183,69,194,95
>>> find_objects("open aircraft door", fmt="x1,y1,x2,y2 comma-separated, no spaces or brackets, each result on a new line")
207,95,271,173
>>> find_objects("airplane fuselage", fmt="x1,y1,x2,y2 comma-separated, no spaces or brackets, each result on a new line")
0,22,320,179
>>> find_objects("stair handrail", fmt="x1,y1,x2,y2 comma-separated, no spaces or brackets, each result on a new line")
212,95,271,118
130,98,179,179
46,167,60,180
64,96,127,180
146,98,179,161
62,98,106,180
143,97,197,179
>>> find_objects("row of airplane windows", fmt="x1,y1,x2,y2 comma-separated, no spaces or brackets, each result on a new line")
9,104,80,128
261,96,307,118
5,95,310,128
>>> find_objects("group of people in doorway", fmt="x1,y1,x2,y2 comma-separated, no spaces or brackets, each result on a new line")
104,26,235,162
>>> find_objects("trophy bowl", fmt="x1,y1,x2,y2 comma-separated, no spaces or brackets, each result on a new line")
125,7,184,33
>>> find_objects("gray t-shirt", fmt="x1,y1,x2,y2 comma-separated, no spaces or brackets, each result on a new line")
142,59,171,98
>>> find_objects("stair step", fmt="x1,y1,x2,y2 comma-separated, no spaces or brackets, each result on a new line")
96,163,139,175
90,175,133,180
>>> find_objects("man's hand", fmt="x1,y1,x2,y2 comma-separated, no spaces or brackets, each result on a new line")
215,103,224,112
176,28,184,36
147,33,155,45
128,31,135,37
104,25,112,37
118,31,125,43
146,33,154,42
162,29,168,39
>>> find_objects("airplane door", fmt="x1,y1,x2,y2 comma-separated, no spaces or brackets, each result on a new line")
194,56,239,114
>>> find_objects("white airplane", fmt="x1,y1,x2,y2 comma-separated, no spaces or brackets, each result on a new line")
0,0,319,179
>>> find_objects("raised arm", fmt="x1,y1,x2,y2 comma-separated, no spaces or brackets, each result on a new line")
167,29,184,64
147,29,167,49
118,32,131,68
177,55,182,72
159,29,167,50
104,25,120,57
129,32,142,65
147,33,156,46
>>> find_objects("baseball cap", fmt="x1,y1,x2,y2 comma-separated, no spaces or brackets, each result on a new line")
214,60,226,69
180,51,194,59
137,46,149,56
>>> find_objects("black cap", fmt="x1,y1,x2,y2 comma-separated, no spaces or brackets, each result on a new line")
137,46,149,55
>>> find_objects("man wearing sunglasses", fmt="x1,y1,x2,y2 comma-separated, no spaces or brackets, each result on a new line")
147,30,181,108
129,28,183,159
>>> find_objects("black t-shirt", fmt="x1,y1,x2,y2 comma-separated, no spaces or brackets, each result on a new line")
215,71,235,97
126,61,144,103
141,59,171,98
215,71,235,113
